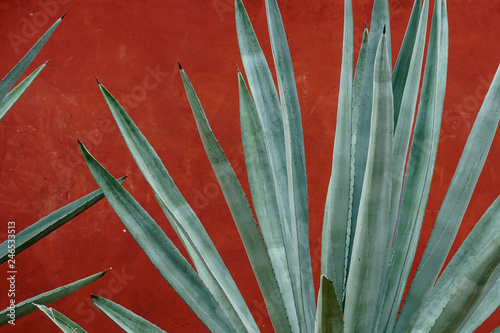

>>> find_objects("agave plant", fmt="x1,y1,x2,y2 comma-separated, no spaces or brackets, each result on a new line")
27,0,500,332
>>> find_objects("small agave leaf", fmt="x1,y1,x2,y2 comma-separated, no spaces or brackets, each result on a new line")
314,275,344,333
344,32,394,333
350,0,391,241
35,304,87,333
378,0,448,331
97,81,252,332
0,15,63,104
91,295,166,333
410,196,500,332
458,277,500,333
265,1,315,330
392,0,422,127
0,271,105,326
397,62,500,331
78,143,233,332
0,63,46,122
0,177,125,265
180,66,289,332
390,0,429,231
239,72,299,332
321,0,353,309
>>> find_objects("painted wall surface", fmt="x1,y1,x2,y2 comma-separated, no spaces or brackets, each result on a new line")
0,0,499,332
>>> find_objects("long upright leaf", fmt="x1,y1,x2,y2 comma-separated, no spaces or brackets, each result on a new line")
0,63,46,122
0,179,124,264
180,66,290,332
0,15,63,103
350,0,391,237
390,0,429,230
79,143,233,333
265,1,315,330
344,32,393,333
239,72,299,332
96,83,253,332
346,27,369,282
35,304,88,333
321,0,353,310
91,296,166,333
411,196,500,332
392,0,422,127
0,271,105,325
396,54,500,332
377,0,448,331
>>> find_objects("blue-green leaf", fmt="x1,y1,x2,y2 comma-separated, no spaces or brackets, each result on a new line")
0,15,63,104
91,295,166,333
344,32,393,333
79,142,233,333
0,63,46,122
314,275,344,333
265,1,315,329
0,179,124,265
321,0,353,310
0,271,105,326
35,304,88,333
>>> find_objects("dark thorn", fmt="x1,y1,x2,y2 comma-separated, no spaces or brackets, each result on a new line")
365,21,368,29
95,76,101,85
61,12,67,19
236,65,240,73
90,294,97,299
77,139,83,145
383,24,386,34
45,59,50,65
178,61,182,70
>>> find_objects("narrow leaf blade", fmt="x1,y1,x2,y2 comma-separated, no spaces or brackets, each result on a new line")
0,271,105,326
35,304,88,333
79,142,233,333
91,295,166,333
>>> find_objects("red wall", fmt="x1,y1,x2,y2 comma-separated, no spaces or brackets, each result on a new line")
1,0,499,332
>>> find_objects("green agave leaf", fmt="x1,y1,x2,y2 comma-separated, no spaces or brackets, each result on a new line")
91,295,166,333
265,1,315,330
379,0,448,331
411,195,500,332
180,66,290,332
458,277,500,332
314,275,344,333
344,32,393,333
390,0,429,233
0,15,63,104
0,63,46,122
321,0,353,309
350,0,391,239
0,271,105,326
397,57,500,331
97,81,253,332
346,27,369,283
392,0,422,127
35,304,88,333
79,142,233,332
0,179,124,265
239,71,298,332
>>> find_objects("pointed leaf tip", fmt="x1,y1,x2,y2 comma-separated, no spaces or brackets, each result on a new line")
95,77,101,85
45,59,50,65
61,12,67,19
365,21,368,29
383,24,386,34
178,61,182,70
90,294,97,299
